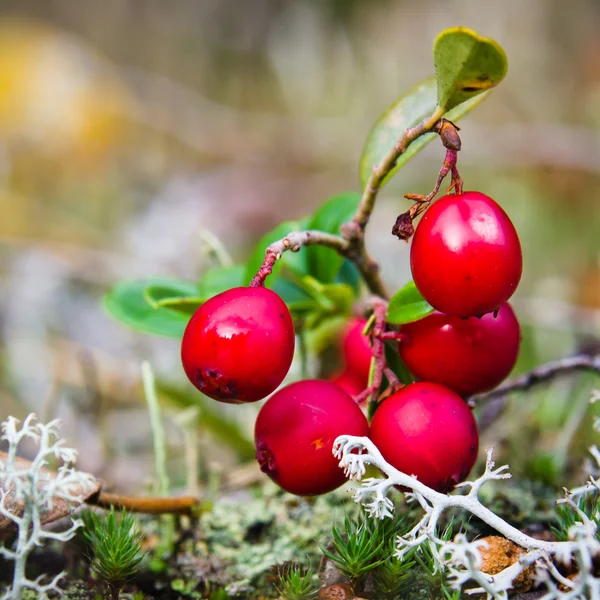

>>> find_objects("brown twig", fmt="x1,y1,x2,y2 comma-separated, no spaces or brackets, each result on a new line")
392,120,464,242
471,354,600,405
88,491,199,515
249,230,348,287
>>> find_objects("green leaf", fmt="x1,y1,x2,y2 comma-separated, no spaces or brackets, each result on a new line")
360,78,490,189
335,259,361,293
305,191,360,284
198,264,246,298
104,277,193,338
387,280,434,325
434,27,507,112
143,280,202,315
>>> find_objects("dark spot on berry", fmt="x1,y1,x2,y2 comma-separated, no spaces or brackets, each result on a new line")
461,86,481,93
255,442,277,476
465,275,472,281
195,368,236,399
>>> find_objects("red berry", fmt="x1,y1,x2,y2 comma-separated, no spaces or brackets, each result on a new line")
410,191,522,317
181,286,294,403
370,382,479,492
255,380,370,495
341,318,372,382
398,303,520,396
330,369,365,398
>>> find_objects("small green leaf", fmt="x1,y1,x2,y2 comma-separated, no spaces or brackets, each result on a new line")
359,78,491,189
143,280,202,314
104,278,192,338
305,192,360,284
386,281,434,325
434,27,507,112
198,264,246,298
143,280,199,308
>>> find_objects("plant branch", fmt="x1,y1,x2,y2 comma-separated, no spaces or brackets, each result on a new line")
350,108,445,233
471,354,600,405
249,229,386,297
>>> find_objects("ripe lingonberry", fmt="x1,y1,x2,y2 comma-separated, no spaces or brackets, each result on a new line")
330,318,372,397
329,369,365,398
255,380,370,495
341,318,372,382
398,303,520,396
410,191,522,317
181,286,294,403
370,382,479,492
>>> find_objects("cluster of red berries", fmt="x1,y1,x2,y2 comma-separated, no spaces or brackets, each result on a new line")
180,191,522,496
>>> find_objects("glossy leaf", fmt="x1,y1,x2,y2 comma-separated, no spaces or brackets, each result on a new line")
198,264,246,298
104,277,192,338
305,191,360,284
143,280,202,315
360,78,490,189
386,280,434,325
434,27,507,112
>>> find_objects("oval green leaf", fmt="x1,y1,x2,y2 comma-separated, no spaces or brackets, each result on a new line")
386,280,434,325
359,78,491,189
434,27,507,112
143,280,202,315
305,191,360,284
198,264,246,298
104,277,193,338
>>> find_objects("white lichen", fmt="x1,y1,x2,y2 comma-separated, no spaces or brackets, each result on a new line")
0,414,97,600
332,422,600,599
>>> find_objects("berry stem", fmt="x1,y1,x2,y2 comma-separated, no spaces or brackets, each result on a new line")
353,298,395,408
392,121,464,242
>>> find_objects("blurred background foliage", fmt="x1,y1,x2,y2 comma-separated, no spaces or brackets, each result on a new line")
0,0,599,497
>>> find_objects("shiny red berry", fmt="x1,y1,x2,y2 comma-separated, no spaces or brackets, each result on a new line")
255,380,370,495
181,286,294,403
370,382,479,493
410,191,522,317
398,303,520,396
341,318,372,382
329,369,365,398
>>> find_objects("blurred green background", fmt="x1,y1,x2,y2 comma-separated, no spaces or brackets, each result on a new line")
0,0,599,495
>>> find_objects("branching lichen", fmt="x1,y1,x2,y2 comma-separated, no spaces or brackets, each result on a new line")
333,391,600,599
0,414,97,600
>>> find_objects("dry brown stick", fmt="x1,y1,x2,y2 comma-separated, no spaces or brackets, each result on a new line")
472,354,600,405
88,491,199,515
